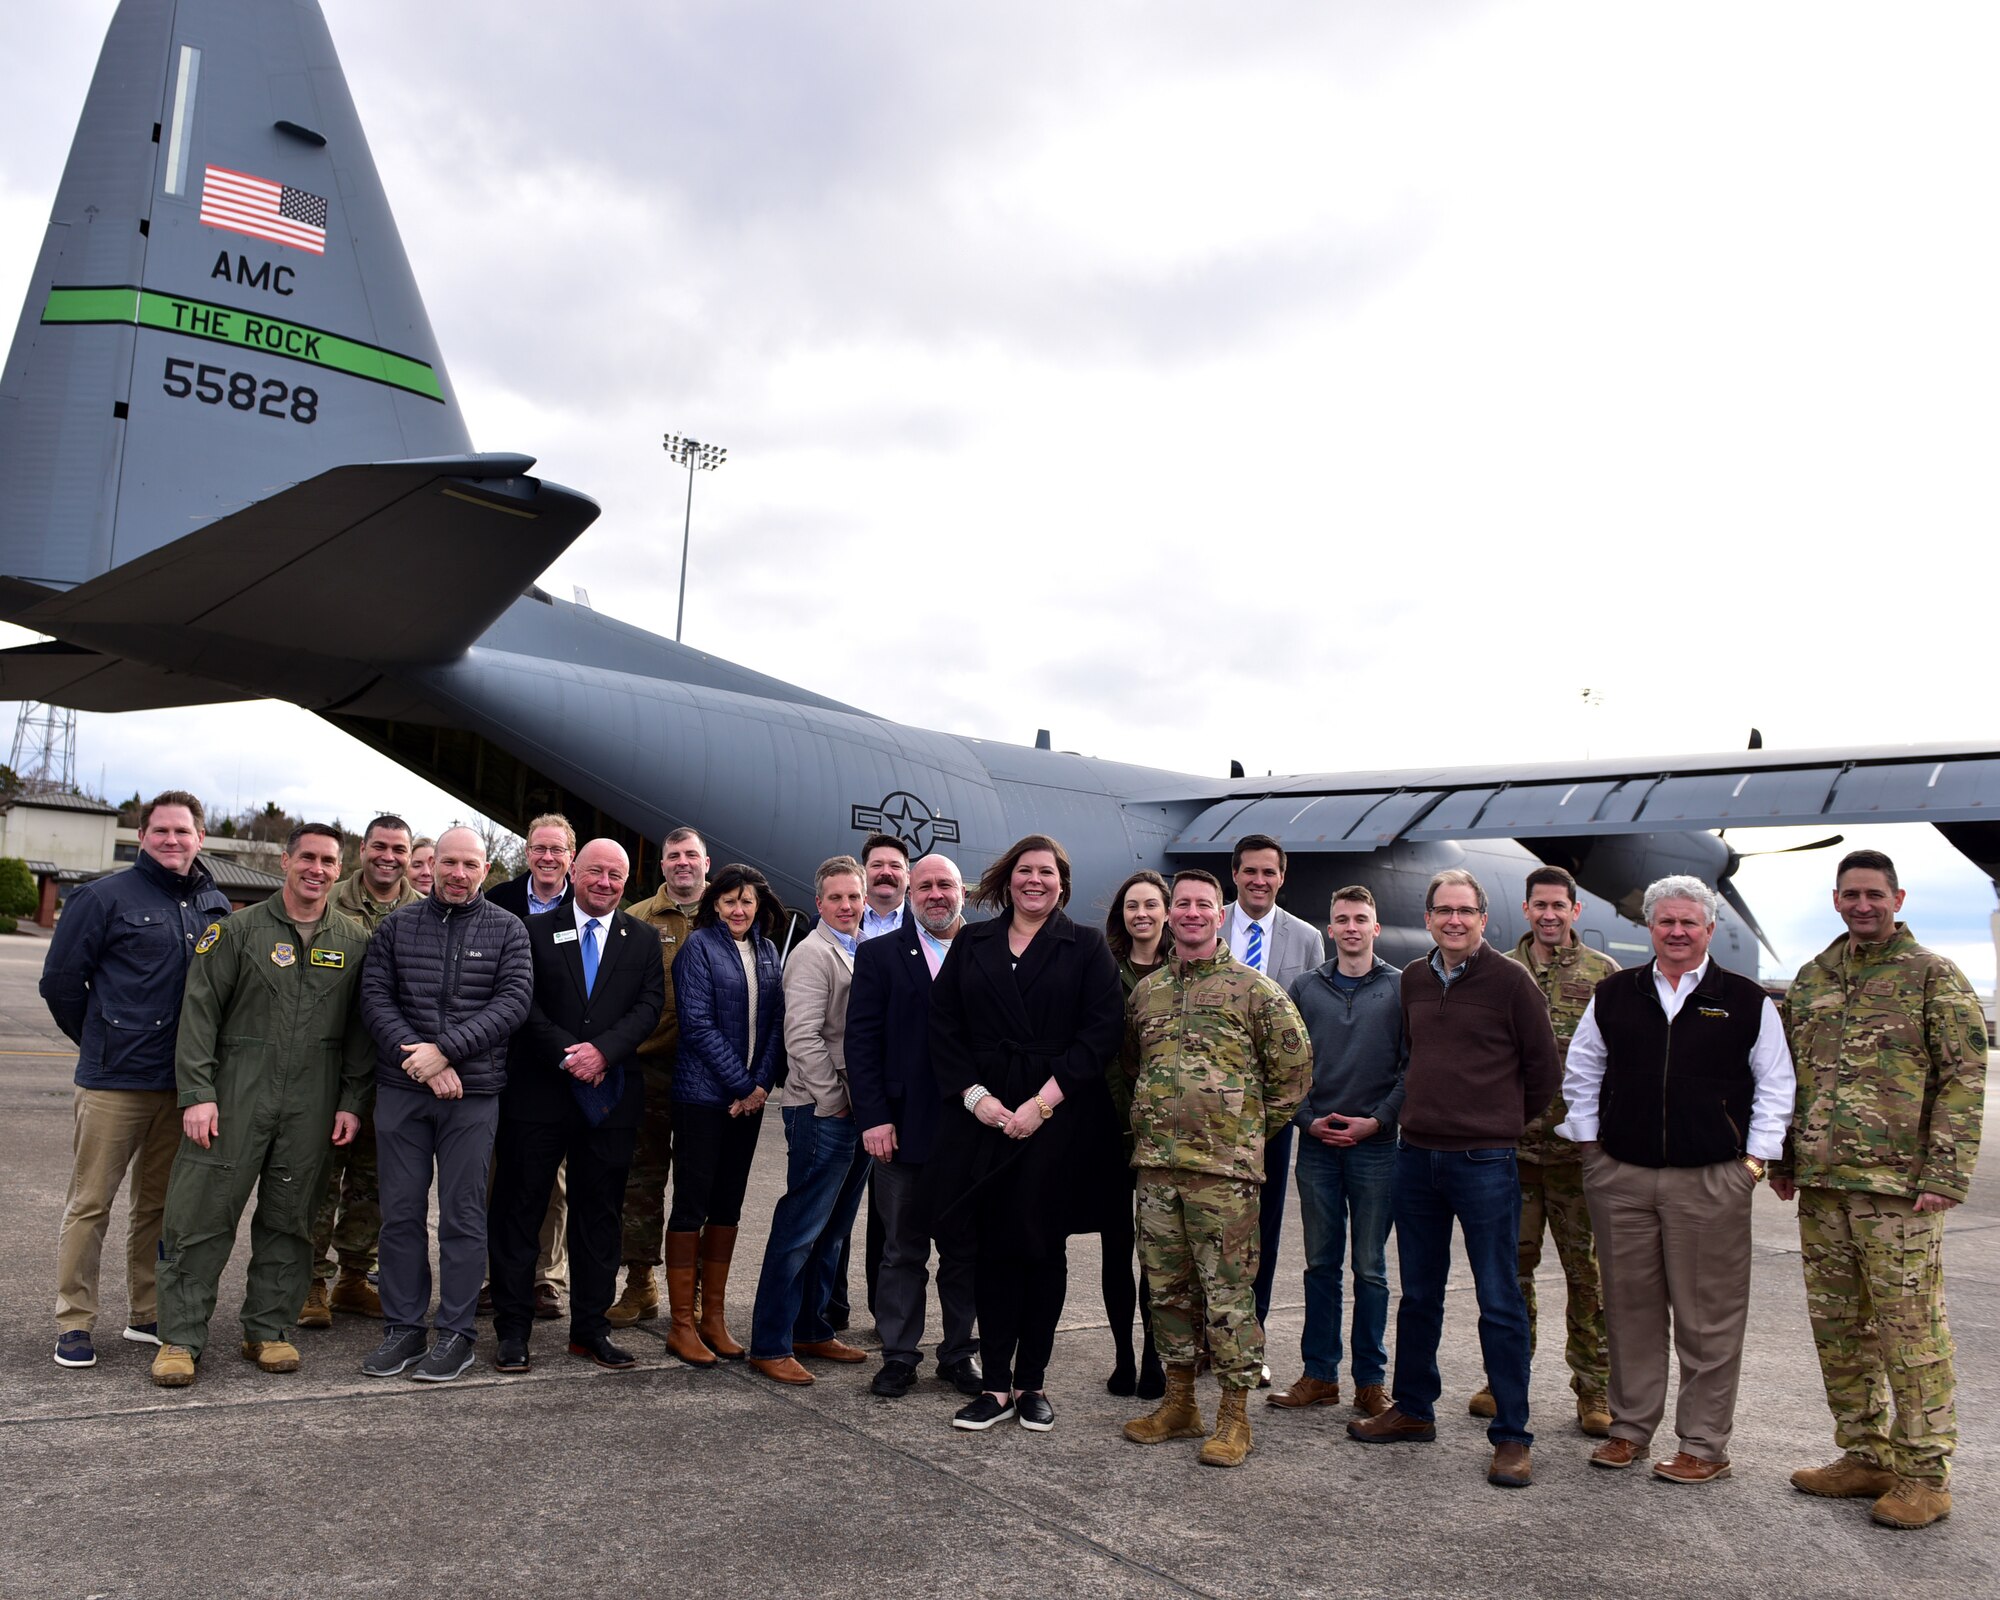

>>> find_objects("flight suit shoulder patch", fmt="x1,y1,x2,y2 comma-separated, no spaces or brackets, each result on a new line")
195,923,222,955
271,942,297,968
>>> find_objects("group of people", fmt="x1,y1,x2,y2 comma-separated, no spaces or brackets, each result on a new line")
38,798,1981,1525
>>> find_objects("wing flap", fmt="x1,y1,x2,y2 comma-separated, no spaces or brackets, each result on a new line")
0,639,251,711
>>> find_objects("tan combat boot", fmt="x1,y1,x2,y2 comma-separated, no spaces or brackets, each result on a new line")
1468,1386,1496,1418
1577,1394,1612,1437
1791,1454,1899,1499
1123,1363,1206,1444
606,1264,660,1328
150,1344,196,1387
663,1231,716,1367
1872,1478,1951,1529
297,1280,332,1330
242,1339,301,1373
1198,1384,1253,1468
330,1268,382,1318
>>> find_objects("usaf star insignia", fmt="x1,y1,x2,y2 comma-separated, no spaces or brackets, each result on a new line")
271,942,297,968
195,923,222,955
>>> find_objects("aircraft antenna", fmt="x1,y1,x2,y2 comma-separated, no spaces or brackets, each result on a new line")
8,701,79,795
663,434,729,642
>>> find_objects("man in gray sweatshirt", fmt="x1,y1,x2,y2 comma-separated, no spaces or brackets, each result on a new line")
1269,885,1405,1419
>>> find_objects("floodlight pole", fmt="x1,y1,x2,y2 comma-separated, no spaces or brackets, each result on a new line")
663,433,727,643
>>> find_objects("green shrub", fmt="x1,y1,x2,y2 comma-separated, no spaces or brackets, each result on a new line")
0,913,17,935
0,858,36,918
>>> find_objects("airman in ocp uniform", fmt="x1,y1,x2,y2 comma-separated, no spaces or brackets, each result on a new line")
1121,868,1311,1468
149,823,375,1387
1484,865,1620,1436
1775,848,1986,1530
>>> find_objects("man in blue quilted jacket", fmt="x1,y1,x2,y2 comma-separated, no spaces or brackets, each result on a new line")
358,825,533,1383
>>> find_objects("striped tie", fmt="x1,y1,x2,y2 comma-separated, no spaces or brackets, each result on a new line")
1244,920,1264,971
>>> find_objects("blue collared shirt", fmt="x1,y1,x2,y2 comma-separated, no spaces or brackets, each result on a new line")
860,901,905,942
829,925,858,957
527,879,568,916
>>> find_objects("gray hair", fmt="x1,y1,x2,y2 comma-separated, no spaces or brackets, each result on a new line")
1642,875,1718,925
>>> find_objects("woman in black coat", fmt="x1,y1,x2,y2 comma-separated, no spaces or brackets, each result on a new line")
930,834,1125,1434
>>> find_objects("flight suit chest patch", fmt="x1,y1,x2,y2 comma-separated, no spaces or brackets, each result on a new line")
1559,980,1594,1001
271,943,297,968
309,948,345,968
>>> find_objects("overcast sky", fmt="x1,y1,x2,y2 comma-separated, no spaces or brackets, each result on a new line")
3,2,1996,983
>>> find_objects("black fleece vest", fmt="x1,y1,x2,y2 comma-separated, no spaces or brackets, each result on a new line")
1592,960,1766,1167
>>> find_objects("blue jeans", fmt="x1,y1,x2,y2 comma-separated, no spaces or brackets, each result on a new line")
748,1107,870,1359
1293,1133,1395,1387
1391,1144,1532,1446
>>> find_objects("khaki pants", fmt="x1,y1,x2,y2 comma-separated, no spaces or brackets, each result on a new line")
56,1087,181,1332
1583,1148,1756,1462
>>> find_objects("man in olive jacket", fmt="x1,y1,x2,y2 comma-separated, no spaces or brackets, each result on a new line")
149,824,373,1387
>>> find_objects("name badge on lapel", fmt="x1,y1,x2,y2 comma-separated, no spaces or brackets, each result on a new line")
553,929,579,945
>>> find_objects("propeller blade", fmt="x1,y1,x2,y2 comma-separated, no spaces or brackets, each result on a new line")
1719,878,1781,966
1735,833,1845,860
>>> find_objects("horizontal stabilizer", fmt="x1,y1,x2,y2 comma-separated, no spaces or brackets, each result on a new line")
7,455,599,705
0,639,249,712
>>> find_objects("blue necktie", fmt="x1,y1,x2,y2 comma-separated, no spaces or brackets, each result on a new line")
1244,920,1264,972
581,918,600,994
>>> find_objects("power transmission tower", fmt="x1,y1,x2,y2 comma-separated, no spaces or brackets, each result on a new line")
9,701,79,794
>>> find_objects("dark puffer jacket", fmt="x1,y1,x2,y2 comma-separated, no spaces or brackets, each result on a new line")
360,891,533,1097
671,924,785,1106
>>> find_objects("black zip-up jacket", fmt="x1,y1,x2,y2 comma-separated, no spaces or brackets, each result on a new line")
360,890,533,1097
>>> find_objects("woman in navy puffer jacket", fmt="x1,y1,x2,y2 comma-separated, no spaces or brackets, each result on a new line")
663,863,787,1366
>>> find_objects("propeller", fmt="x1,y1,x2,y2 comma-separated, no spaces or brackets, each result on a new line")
1716,832,1845,964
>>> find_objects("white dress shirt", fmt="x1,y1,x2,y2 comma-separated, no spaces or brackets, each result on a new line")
1557,958,1795,1159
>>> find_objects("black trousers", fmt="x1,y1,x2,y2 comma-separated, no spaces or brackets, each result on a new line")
490,1115,635,1343
976,1249,1067,1393
667,1102,764,1230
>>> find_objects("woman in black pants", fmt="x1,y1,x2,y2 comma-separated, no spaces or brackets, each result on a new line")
1103,868,1170,1399
931,835,1125,1433
666,864,786,1368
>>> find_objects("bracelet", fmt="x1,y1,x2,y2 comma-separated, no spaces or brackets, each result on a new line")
1035,1094,1053,1121
963,1085,990,1113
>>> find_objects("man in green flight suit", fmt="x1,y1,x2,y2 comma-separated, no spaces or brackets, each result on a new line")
149,822,374,1387
1775,848,1986,1530
1121,867,1312,1468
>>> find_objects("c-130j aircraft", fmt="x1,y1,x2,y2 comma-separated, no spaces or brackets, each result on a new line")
5,0,2000,968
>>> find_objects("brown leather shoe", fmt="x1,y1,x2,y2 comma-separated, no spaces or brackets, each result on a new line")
532,1282,562,1321
1576,1394,1612,1437
1590,1437,1641,1469
1347,1407,1436,1444
1871,1477,1951,1530
794,1337,867,1364
1488,1441,1533,1488
1267,1374,1340,1409
1352,1383,1390,1418
1792,1454,1898,1499
1653,1451,1731,1484
749,1355,815,1386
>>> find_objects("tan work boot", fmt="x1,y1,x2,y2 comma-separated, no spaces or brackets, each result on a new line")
1577,1394,1612,1437
297,1280,332,1330
1468,1386,1496,1418
330,1268,382,1318
1123,1363,1206,1444
150,1344,197,1387
1198,1385,1253,1467
1791,1454,1899,1499
663,1231,716,1367
606,1264,660,1329
1872,1478,1951,1529
242,1339,302,1373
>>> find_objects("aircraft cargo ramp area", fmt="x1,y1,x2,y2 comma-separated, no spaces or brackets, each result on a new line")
0,932,1992,1599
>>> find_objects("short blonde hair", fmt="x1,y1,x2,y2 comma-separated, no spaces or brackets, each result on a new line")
525,813,576,854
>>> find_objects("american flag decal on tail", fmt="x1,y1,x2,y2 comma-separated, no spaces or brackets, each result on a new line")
198,165,328,254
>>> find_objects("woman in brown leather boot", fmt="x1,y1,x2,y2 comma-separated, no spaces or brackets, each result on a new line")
695,1225,745,1358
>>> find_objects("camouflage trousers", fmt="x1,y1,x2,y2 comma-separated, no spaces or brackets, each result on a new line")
1519,1160,1608,1401
309,1106,378,1282
1136,1169,1262,1389
619,1059,676,1266
1798,1186,1957,1483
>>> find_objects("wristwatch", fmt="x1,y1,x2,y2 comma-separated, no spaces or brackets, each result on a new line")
1741,1156,1766,1182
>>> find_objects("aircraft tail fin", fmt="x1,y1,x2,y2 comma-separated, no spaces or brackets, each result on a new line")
1,0,474,597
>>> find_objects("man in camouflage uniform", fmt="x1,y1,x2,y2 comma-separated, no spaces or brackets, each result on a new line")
302,813,420,1326
1121,868,1311,1468
1775,848,1985,1530
607,826,708,1326
1468,865,1618,1434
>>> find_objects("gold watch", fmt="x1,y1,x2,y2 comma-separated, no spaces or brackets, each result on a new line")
1741,1156,1766,1182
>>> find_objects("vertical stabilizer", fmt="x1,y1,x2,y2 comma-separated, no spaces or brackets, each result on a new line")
0,0,472,599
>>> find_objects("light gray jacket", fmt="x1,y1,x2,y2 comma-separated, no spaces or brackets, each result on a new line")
779,919,856,1116
1224,901,1327,993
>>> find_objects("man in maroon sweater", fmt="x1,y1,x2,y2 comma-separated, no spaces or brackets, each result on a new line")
1348,869,1561,1489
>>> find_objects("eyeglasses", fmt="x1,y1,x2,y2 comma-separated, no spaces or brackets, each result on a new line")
527,846,570,858
1427,904,1483,921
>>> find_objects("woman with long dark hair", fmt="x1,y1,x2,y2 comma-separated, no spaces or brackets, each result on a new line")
1102,868,1170,1399
665,864,786,1368
930,835,1125,1433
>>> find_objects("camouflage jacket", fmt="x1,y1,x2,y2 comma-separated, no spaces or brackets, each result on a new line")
1124,947,1312,1183
626,884,695,1065
1779,923,1986,1201
1505,932,1620,1165
330,868,419,935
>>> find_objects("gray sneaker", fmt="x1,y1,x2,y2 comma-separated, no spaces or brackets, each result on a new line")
362,1326,430,1377
410,1331,476,1383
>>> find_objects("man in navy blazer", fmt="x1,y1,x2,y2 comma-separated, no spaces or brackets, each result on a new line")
489,840,664,1373
846,853,982,1399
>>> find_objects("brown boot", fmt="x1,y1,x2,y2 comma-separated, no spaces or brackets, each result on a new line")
1577,1394,1612,1437
606,1264,660,1329
1872,1478,1951,1530
330,1268,382,1318
663,1232,716,1367
1123,1363,1206,1444
1198,1385,1253,1468
1792,1454,1899,1499
695,1225,746,1360
1352,1383,1390,1418
297,1280,332,1330
1468,1386,1496,1418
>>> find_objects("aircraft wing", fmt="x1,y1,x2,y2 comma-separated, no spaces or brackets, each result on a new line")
0,639,250,710
1157,743,2000,853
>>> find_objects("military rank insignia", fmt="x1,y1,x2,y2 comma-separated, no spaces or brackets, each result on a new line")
195,923,222,955
309,948,345,968
271,942,297,968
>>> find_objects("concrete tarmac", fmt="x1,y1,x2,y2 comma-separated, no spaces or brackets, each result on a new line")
0,928,1993,1598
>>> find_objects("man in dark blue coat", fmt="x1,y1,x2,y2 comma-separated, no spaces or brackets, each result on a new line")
845,853,982,1399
